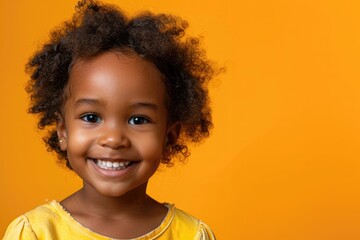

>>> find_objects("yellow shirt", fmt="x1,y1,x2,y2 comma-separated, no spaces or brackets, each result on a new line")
3,201,215,240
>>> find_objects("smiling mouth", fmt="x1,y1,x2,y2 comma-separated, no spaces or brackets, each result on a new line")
89,158,136,170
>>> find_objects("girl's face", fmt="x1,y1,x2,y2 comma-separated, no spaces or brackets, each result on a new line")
57,51,174,197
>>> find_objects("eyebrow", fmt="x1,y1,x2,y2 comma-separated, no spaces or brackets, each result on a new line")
74,98,103,107
131,102,158,111
74,98,158,111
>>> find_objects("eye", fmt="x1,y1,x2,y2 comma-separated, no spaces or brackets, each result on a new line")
128,116,150,125
81,113,101,123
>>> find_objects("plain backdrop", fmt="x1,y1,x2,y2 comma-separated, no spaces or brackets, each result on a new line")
1,0,360,239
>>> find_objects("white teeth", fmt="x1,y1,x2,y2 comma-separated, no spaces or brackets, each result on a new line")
94,159,132,170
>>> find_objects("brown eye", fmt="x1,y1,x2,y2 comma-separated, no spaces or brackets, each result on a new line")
81,114,101,123
128,116,149,125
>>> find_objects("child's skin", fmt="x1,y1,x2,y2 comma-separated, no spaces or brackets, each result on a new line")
57,50,178,238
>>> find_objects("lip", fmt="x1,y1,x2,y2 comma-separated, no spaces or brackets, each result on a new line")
89,157,131,162
88,158,139,178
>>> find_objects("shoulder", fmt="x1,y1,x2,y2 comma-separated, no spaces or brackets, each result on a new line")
3,201,66,240
3,215,37,240
168,205,216,240
24,200,61,219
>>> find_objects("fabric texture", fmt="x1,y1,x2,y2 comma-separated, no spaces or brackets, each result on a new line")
3,201,215,240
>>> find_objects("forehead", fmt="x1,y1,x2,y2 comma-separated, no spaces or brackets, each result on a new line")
66,51,167,105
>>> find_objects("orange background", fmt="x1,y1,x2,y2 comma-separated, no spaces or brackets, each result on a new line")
1,0,360,239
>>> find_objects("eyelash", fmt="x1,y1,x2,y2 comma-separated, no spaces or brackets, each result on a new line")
80,113,102,123
80,114,150,125
128,116,150,125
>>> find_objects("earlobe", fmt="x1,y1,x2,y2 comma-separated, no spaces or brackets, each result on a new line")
56,113,68,151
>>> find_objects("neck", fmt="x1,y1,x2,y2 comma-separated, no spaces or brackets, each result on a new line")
74,182,156,219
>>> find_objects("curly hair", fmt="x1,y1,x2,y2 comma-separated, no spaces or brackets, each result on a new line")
26,0,216,168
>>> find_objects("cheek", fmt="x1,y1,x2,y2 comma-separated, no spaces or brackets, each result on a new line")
67,128,94,155
135,134,165,160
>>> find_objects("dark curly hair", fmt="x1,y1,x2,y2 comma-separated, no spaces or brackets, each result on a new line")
26,0,216,168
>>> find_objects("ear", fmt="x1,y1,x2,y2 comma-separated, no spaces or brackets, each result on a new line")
56,113,68,151
163,122,181,159
166,122,181,145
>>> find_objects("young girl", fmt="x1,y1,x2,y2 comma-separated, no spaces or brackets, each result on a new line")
3,1,217,239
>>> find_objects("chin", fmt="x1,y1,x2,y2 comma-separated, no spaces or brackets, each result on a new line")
93,181,148,198
96,187,131,198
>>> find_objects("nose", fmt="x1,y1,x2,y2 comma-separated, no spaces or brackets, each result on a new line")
97,122,130,149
